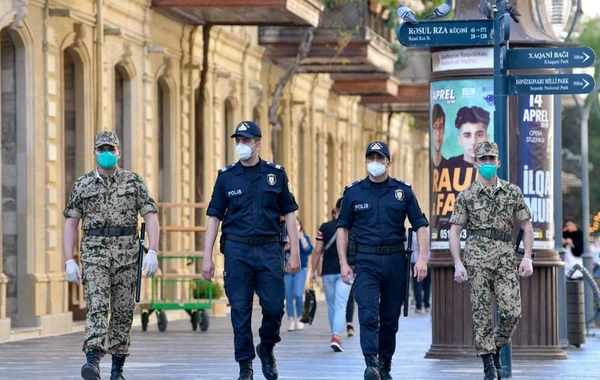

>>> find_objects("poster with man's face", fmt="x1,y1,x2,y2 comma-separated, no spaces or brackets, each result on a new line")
430,79,495,250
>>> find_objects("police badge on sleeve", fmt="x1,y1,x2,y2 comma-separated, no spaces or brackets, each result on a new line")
395,189,404,201
267,174,277,186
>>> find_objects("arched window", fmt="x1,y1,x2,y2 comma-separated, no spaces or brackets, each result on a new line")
327,134,336,213
157,78,172,202
224,99,235,164
114,65,133,169
1,28,25,318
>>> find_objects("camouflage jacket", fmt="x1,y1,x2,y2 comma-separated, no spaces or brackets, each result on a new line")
449,178,531,268
64,167,158,230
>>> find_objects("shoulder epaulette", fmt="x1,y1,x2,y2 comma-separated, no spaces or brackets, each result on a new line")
344,179,363,190
265,161,285,171
218,163,236,174
391,177,412,188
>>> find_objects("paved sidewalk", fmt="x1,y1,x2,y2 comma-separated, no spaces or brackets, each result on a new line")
0,304,598,379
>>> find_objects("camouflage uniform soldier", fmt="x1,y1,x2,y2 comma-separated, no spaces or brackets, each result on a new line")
63,131,160,380
448,142,534,380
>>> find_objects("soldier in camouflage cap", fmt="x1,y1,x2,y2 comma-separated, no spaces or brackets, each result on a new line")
94,131,120,148
448,141,533,380
63,131,160,380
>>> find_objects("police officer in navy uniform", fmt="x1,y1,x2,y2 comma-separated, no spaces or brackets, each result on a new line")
202,121,300,380
336,141,429,380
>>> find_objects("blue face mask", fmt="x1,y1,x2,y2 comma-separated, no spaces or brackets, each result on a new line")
478,163,498,180
97,151,118,169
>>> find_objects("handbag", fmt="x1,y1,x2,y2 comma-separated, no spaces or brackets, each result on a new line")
299,285,317,325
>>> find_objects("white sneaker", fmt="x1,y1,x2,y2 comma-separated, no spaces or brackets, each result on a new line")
296,320,305,330
287,319,296,332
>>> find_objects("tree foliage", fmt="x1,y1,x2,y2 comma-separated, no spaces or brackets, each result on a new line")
568,18,600,229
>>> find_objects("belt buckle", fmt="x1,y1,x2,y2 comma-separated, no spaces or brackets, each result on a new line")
248,237,259,245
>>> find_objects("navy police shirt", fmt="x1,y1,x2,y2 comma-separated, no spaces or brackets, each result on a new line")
337,177,428,246
207,159,298,236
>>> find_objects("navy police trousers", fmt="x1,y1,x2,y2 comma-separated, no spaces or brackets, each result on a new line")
223,240,285,361
354,251,407,360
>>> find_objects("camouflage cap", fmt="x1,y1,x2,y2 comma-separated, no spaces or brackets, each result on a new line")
94,131,120,148
475,141,499,158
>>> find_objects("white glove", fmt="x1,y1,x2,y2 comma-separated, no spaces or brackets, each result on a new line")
65,259,81,285
454,262,468,283
142,250,158,277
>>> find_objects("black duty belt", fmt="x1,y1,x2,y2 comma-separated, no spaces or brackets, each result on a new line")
469,229,511,243
84,227,137,237
225,234,280,245
355,243,405,255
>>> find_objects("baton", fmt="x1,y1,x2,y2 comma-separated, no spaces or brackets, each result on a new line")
135,223,146,303
514,228,536,259
403,228,414,317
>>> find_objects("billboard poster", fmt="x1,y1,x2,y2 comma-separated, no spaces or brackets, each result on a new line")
430,78,495,250
516,94,554,249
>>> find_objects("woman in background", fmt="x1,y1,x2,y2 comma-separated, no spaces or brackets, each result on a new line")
285,217,313,331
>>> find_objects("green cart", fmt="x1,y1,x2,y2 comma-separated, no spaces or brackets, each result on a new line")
139,254,213,332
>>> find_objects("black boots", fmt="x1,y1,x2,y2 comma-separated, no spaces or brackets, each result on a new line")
493,348,503,379
81,349,101,380
364,355,380,380
110,355,126,380
481,353,498,380
238,359,254,380
256,343,278,380
379,357,392,380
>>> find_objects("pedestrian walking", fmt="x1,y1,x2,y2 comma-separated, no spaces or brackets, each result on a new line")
309,198,352,352
449,141,534,380
63,131,160,380
336,141,430,380
284,217,313,331
201,121,300,380
410,229,431,314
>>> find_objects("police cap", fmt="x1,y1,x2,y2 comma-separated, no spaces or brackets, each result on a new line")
365,141,390,160
231,121,262,138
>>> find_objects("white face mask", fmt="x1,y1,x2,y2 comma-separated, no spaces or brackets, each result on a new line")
236,142,257,161
367,162,386,177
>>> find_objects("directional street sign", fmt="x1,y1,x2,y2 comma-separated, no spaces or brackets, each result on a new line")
506,47,596,70
505,73,595,95
397,19,493,48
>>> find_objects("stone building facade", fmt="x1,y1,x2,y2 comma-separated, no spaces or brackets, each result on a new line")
0,0,429,341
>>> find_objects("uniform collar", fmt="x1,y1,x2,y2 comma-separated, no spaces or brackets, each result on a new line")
476,177,506,194
95,166,123,183
232,158,264,175
361,176,393,188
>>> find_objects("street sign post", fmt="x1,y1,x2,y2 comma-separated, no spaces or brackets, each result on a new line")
396,1,597,376
506,47,596,70
506,73,595,95
397,19,493,47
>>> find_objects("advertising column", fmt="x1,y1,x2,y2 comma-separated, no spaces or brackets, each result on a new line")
516,94,554,248
429,49,495,250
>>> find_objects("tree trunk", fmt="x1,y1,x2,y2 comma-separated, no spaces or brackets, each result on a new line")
268,27,314,163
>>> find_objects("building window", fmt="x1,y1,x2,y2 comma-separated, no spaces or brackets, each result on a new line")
114,65,132,169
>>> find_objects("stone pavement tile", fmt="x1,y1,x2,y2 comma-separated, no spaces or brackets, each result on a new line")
0,304,598,379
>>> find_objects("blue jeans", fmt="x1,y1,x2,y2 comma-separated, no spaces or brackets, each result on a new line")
322,274,352,336
284,268,307,319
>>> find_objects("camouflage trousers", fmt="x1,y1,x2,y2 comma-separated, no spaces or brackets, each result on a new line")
466,264,522,356
81,236,138,357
